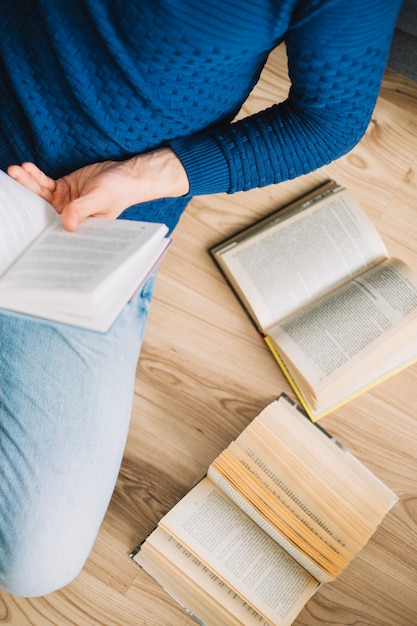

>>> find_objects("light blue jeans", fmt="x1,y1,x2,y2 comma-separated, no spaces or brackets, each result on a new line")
0,276,155,597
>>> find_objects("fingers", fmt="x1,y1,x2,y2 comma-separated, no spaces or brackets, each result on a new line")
21,162,56,190
7,162,56,201
7,160,132,232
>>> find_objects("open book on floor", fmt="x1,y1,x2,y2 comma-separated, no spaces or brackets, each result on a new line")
0,170,170,332
210,180,417,420
131,395,397,626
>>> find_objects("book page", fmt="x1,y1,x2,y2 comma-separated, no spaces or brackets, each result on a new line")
0,219,167,306
250,400,396,510
135,527,276,626
230,424,391,541
214,189,387,330
207,462,337,582
159,477,318,625
271,258,417,391
207,398,396,581
0,170,57,277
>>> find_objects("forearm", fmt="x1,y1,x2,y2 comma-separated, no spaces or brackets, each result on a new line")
169,98,369,196
7,147,190,231
170,0,402,196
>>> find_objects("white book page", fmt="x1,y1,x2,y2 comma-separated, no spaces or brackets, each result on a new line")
271,258,417,390
0,219,167,304
0,170,57,277
218,190,387,330
136,527,274,626
159,478,318,625
3,238,170,332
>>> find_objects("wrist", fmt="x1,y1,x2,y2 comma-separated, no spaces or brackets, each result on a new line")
157,147,190,197
130,147,190,200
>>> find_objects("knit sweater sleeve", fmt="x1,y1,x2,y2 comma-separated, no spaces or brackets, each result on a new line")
169,0,402,196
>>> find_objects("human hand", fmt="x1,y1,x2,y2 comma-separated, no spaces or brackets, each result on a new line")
7,148,189,231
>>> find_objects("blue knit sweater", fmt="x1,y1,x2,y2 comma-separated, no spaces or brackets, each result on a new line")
0,0,401,232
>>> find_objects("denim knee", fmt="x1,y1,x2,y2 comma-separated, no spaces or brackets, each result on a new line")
0,532,91,597
0,287,155,596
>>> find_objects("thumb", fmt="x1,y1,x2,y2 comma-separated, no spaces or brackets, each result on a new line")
60,198,91,231
60,189,110,230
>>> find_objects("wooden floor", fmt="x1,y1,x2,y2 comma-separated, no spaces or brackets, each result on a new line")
2,45,417,625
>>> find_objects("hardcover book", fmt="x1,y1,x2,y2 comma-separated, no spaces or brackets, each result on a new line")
131,395,397,626
210,181,417,420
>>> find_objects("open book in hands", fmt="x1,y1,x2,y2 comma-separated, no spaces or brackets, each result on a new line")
210,181,417,420
131,395,397,626
0,170,170,332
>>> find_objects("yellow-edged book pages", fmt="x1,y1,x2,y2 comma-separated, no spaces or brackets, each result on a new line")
131,395,397,626
265,335,417,421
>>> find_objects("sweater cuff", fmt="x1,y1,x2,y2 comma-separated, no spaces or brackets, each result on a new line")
168,133,231,197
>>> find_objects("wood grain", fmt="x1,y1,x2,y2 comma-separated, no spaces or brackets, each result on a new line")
1,44,417,625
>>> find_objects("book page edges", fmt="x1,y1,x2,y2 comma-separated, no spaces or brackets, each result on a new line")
264,335,417,423
131,554,207,626
132,533,277,626
206,465,333,583
134,519,318,626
